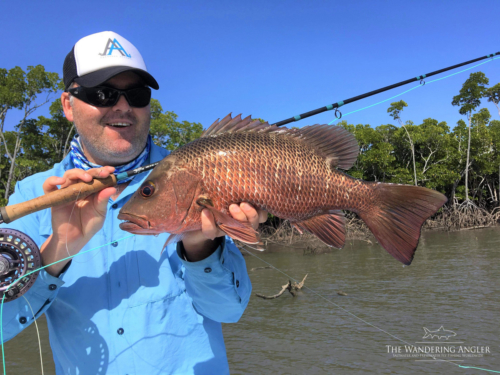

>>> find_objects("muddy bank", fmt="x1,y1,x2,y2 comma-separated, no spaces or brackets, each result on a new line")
254,205,500,253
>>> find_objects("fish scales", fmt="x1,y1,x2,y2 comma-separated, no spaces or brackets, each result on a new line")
172,131,369,221
119,114,447,265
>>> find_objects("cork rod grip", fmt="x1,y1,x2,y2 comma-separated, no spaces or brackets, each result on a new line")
0,175,118,224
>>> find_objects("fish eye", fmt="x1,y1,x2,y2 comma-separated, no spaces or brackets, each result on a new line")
140,181,156,198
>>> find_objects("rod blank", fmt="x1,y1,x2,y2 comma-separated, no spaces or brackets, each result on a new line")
272,52,500,127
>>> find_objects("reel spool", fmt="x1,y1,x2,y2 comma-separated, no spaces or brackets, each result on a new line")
0,174,119,303
0,229,41,302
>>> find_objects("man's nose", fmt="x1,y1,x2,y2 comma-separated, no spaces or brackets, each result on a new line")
112,94,132,111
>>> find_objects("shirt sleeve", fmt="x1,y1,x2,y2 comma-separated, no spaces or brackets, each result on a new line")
176,237,251,323
0,181,65,343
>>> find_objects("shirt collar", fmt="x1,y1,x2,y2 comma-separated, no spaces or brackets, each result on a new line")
59,140,171,204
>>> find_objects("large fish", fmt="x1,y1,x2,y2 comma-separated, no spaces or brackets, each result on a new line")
118,114,447,265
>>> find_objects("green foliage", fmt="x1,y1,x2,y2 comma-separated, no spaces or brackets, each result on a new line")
0,65,61,201
339,102,499,207
452,72,489,115
149,99,203,151
0,66,499,209
387,100,408,121
484,83,500,105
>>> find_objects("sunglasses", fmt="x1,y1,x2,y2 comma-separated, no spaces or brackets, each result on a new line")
67,86,152,108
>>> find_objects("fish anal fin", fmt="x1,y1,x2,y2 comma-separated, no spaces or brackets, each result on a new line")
202,205,262,245
291,223,303,235
294,211,346,248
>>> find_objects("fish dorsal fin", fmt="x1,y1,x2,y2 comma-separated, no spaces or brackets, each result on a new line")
292,211,346,249
201,113,281,138
202,114,359,170
289,125,359,170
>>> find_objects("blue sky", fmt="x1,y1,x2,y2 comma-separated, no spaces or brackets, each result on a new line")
1,1,499,131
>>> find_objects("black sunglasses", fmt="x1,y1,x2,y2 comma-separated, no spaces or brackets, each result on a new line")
67,86,152,108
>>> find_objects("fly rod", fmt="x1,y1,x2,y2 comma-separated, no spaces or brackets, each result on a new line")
0,164,159,224
0,51,498,225
272,51,499,126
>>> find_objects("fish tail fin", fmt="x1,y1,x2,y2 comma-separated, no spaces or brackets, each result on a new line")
422,327,431,338
357,183,447,265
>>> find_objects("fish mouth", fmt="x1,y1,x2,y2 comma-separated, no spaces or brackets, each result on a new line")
118,212,160,235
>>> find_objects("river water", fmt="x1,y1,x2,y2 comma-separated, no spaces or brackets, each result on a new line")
3,228,500,374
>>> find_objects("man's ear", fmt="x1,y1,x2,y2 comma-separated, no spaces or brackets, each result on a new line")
61,92,74,122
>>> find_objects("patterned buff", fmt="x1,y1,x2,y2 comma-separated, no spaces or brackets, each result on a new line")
69,134,152,184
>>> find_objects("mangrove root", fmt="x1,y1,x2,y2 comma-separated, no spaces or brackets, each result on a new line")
255,274,308,299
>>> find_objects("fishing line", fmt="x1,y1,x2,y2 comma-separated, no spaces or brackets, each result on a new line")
240,245,499,374
0,234,135,375
21,295,43,375
273,51,500,127
65,180,84,262
328,56,500,125
0,53,497,374
66,168,108,263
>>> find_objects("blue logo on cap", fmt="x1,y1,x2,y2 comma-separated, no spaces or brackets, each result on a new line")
99,38,131,58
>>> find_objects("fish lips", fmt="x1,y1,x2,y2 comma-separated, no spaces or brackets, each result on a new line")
118,212,160,235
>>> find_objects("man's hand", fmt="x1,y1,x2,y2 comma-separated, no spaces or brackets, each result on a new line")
40,167,116,276
181,203,268,262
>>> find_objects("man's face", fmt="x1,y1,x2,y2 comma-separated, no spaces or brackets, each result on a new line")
61,71,151,166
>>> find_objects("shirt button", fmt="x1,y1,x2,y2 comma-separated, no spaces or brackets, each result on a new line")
49,284,57,291
112,241,118,247
112,203,118,209
204,267,212,273
236,280,239,287
19,317,27,324
117,328,124,335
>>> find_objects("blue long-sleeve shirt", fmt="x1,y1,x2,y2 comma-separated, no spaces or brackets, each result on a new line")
0,143,251,374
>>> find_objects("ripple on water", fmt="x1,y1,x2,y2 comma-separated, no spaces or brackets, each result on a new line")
224,228,500,374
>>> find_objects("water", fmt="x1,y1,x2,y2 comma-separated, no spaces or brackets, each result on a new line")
3,229,500,374
223,228,500,374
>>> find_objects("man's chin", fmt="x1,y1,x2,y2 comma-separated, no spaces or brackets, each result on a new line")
77,131,148,166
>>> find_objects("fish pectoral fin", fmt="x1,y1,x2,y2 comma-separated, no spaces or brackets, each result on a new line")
293,211,346,249
203,205,262,246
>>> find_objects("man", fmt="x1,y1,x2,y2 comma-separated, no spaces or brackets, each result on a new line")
1,31,265,374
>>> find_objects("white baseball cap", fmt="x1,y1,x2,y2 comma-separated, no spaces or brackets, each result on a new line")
63,31,159,90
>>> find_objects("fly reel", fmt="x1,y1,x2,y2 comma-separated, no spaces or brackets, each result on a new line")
0,229,41,302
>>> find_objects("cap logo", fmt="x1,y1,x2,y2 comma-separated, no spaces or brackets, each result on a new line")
99,38,131,58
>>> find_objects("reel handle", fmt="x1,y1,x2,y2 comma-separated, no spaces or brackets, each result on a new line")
0,175,118,224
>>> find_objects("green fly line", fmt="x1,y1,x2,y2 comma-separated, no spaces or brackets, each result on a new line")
0,234,135,374
328,56,499,125
1,55,499,375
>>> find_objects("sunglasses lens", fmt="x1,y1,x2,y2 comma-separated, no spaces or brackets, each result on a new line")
126,87,151,107
71,86,151,107
87,87,119,106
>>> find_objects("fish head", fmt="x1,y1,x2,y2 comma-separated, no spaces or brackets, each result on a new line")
118,156,201,235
